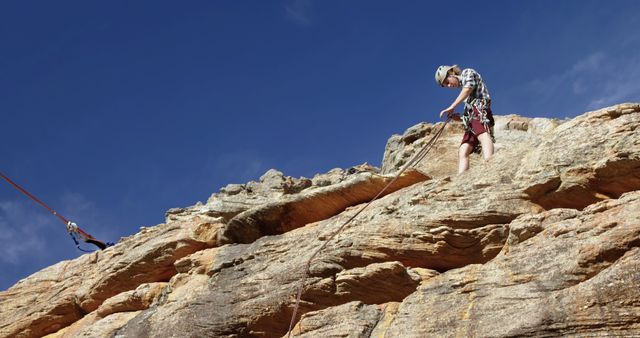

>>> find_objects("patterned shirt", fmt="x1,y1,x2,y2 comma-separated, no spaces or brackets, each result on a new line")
459,68,494,140
460,68,491,105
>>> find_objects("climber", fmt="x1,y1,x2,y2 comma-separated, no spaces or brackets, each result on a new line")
435,65,495,173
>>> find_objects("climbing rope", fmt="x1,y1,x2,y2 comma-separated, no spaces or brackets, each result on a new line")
0,171,113,252
286,116,452,336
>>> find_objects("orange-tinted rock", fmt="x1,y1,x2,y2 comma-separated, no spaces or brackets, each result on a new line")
2,103,640,338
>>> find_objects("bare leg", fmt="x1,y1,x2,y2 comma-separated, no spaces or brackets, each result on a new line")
477,132,494,161
458,143,473,174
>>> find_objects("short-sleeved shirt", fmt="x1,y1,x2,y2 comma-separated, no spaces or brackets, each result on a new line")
460,68,491,105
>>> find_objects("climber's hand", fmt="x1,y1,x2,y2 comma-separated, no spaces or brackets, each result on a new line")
439,106,454,119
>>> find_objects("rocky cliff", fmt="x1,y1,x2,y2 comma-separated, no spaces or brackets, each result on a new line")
1,103,639,338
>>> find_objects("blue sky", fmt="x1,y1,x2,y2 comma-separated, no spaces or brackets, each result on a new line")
1,1,638,290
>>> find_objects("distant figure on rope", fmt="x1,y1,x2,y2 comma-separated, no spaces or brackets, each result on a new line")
435,65,495,174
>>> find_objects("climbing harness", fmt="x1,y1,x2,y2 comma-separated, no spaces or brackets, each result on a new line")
462,98,495,153
0,171,113,252
462,98,493,134
286,116,452,337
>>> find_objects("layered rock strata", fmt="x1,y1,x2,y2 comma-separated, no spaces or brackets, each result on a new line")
0,102,638,338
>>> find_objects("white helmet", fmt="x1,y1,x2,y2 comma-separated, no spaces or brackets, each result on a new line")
435,65,461,86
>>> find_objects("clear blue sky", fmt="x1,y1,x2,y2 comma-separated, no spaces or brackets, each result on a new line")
1,1,638,290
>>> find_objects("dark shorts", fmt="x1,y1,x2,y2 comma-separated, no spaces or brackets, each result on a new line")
460,108,494,151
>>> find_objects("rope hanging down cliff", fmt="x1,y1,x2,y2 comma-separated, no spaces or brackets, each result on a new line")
0,171,113,252
286,116,452,336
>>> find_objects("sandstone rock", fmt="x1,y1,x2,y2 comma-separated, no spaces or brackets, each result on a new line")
77,311,141,338
219,168,429,244
165,165,380,226
381,114,564,176
301,261,420,309
259,169,312,194
42,280,164,338
407,267,439,284
43,311,142,338
96,282,166,318
518,103,640,209
174,247,220,274
333,261,420,303
112,175,523,336
0,219,215,338
165,169,313,223
289,301,382,337
311,168,347,187
111,104,640,337
379,191,640,337
3,103,640,338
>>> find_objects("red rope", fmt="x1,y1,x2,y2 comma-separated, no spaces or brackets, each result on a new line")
0,171,101,244
0,171,70,224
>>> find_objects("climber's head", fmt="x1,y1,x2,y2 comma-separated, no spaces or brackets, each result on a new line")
435,65,461,88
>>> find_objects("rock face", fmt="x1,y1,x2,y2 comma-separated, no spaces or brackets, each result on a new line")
1,102,639,338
